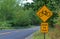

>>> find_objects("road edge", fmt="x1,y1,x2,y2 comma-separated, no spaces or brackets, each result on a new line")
25,33,34,39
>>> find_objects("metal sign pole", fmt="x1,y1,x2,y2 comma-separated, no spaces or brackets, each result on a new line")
44,33,45,39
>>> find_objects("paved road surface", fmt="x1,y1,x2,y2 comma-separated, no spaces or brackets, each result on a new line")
0,26,39,39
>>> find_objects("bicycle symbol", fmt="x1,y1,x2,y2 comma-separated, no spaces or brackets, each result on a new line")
39,10,50,17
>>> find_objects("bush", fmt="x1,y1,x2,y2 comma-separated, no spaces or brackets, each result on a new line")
0,21,12,29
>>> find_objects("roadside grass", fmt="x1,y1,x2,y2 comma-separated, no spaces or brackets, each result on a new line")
32,28,60,39
0,25,36,30
32,30,51,39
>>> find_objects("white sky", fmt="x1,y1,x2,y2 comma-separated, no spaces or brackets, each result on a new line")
23,0,33,3
19,0,33,6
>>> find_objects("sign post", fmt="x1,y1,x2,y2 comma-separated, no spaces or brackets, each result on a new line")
37,5,53,39
44,33,45,39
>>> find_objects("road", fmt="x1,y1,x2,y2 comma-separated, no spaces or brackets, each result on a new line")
0,26,39,39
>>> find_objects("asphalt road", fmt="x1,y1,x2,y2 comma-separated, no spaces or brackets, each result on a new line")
0,26,39,39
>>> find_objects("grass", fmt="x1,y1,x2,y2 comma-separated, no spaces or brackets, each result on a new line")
32,30,51,39
0,25,36,30
32,28,60,39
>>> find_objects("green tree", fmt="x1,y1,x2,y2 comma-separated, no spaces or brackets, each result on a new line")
0,0,17,21
24,0,59,27
0,0,18,28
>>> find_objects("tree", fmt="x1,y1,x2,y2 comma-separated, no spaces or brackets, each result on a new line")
24,0,59,27
0,0,18,28
0,0,17,21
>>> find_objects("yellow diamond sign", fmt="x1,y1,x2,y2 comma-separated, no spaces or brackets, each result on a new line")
37,5,53,22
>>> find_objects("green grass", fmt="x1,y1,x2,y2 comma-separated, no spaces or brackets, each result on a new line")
0,25,36,30
32,28,60,39
32,30,51,39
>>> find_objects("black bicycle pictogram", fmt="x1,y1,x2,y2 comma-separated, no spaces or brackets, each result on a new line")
39,10,50,17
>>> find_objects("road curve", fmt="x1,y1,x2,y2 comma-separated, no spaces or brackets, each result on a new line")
0,26,39,39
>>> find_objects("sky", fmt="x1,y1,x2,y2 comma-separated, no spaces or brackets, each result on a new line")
19,0,33,6
23,0,33,3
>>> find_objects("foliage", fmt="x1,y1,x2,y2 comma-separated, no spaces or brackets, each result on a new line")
0,0,59,29
0,0,34,28
33,28,60,39
24,0,59,27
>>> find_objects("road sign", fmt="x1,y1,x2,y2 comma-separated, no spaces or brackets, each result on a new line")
41,23,48,33
37,5,53,22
